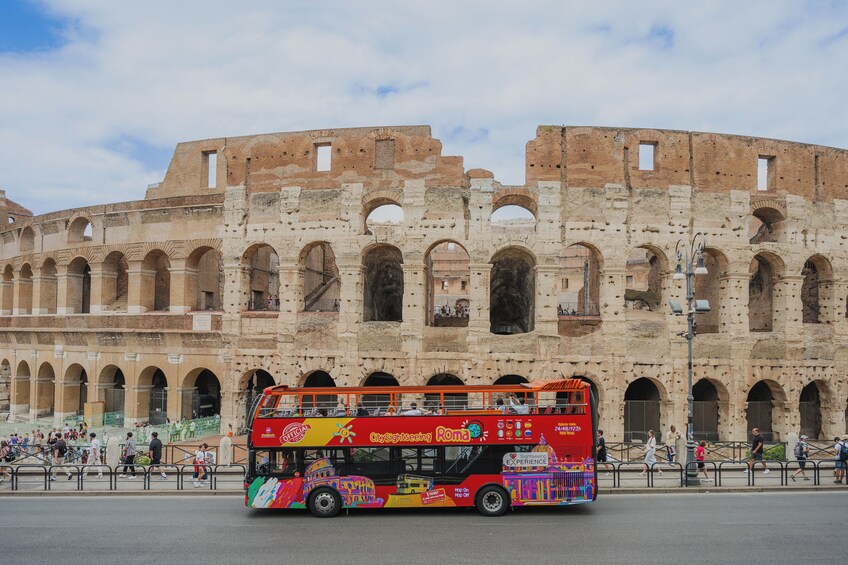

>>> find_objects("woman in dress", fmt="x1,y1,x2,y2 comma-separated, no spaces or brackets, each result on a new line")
640,430,663,476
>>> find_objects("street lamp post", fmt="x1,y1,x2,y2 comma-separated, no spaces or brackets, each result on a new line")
671,232,709,485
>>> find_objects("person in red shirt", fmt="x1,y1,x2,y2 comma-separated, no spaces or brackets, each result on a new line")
696,440,711,481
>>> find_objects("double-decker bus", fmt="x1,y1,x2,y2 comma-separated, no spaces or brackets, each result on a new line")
245,378,597,517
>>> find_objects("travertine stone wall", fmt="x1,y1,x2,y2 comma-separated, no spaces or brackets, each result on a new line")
1,125,847,441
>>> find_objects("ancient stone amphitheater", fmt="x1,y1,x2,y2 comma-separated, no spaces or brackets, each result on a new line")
1,125,846,442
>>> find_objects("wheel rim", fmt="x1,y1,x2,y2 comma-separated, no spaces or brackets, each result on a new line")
314,492,336,514
482,491,504,512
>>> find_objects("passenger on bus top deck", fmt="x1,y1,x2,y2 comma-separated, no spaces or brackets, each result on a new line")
401,402,426,416
496,398,509,415
356,402,369,417
509,393,530,415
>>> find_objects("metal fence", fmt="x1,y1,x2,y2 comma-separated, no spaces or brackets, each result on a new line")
3,464,246,491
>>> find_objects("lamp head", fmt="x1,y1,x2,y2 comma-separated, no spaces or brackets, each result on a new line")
672,262,685,280
694,255,708,276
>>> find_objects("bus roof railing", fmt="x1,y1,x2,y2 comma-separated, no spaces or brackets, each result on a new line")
260,378,590,397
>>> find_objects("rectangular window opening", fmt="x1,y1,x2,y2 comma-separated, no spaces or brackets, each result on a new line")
316,144,332,172
562,278,569,290
375,139,395,169
204,151,217,188
442,280,449,290
626,275,634,285
757,156,773,191
638,142,655,171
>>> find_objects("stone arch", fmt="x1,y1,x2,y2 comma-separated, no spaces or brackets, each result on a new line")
801,254,834,324
694,247,729,334
137,366,169,425
364,199,404,235
490,246,535,334
182,368,222,419
624,245,667,313
558,242,603,319
363,244,404,322
425,373,467,410
1,265,14,315
38,258,58,314
101,251,129,311
692,378,731,441
492,191,538,218
187,245,223,311
242,243,280,311
491,201,536,234
17,263,33,314
361,371,399,411
745,379,787,441
19,225,35,253
68,216,94,243
749,206,786,244
13,360,31,415
425,240,470,327
240,368,276,392
99,365,126,413
799,380,832,439
493,374,528,385
300,370,337,411
624,377,667,442
141,249,171,311
300,241,340,312
62,363,88,417
34,361,56,418
748,251,785,332
66,257,92,314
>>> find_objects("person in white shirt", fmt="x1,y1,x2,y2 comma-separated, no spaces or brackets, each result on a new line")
193,443,210,488
401,402,428,416
509,393,530,415
86,433,103,478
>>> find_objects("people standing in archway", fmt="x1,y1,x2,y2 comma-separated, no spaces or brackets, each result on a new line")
640,430,663,476
745,427,770,475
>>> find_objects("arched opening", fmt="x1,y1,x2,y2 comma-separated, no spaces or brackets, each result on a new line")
148,369,169,425
799,382,823,439
35,362,56,418
38,259,58,314
68,217,94,243
101,251,129,312
100,365,126,414
241,369,275,426
491,204,536,233
243,244,280,311
624,247,663,313
363,245,403,322
364,203,403,236
13,361,31,415
749,254,781,332
801,255,833,324
301,370,337,411
490,247,535,334
300,242,340,312
19,226,35,253
361,372,399,411
62,364,87,417
1,265,14,315
693,249,727,334
67,257,91,314
494,374,529,385
17,263,33,314
183,369,221,419
749,207,785,244
558,244,602,318
188,247,223,311
624,378,661,442
425,373,467,410
426,241,470,327
142,250,171,311
746,380,782,440
693,379,720,441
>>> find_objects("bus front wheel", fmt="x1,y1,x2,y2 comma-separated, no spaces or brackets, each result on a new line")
308,487,342,518
476,485,509,517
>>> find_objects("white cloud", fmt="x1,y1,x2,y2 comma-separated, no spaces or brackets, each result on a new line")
1,1,847,215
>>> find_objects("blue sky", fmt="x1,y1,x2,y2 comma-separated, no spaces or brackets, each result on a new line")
1,1,848,215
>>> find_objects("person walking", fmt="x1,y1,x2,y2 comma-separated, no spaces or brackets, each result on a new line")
596,429,612,475
696,440,711,481
50,435,73,481
791,435,810,482
85,433,103,478
148,431,167,480
192,443,210,488
665,425,681,463
640,430,663,476
119,432,138,479
0,440,13,484
835,437,846,484
745,427,770,475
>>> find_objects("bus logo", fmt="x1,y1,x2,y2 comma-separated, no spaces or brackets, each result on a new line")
281,422,311,444
435,426,471,443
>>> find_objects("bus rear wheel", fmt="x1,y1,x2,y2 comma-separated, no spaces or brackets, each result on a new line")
476,485,509,517
308,487,342,518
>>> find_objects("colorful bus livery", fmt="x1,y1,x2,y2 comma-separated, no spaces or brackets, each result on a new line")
246,378,598,517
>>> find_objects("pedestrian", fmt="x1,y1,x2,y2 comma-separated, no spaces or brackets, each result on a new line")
696,440,711,481
665,425,681,463
119,432,138,479
596,429,612,475
745,427,770,475
50,435,72,481
0,440,12,484
640,430,663,476
192,443,210,488
791,434,810,482
85,432,103,478
835,437,847,484
148,431,167,480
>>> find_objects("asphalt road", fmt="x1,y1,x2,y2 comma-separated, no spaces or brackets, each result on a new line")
1,492,846,564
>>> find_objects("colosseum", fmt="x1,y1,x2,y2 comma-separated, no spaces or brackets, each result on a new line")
1,124,847,443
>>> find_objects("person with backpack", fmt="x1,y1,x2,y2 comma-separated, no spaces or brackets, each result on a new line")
51,436,73,481
0,440,13,484
119,432,138,479
835,437,847,485
791,434,810,482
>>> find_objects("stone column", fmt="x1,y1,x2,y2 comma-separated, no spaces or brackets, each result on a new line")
10,375,30,418
168,258,193,314
777,274,804,338
126,260,149,314
467,263,491,332
722,274,750,335
401,262,425,353
277,263,302,336
534,263,559,336
128,385,153,427
833,281,848,338
54,379,82,421
30,273,44,315
12,269,32,315
87,263,107,314
336,264,362,339
0,277,12,315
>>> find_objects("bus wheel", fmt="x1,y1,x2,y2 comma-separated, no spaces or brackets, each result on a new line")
476,485,509,517
308,487,342,518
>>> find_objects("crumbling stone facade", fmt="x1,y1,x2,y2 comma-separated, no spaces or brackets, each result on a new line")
1,125,848,442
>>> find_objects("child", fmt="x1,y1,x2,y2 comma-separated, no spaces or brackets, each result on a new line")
696,440,711,481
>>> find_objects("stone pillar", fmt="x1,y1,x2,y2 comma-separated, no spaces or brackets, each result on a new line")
87,263,107,314
534,263,559,336
168,258,193,313
12,269,32,315
218,435,233,465
126,260,149,314
30,274,44,315
336,263,362,338
467,263,491,332
777,274,804,338
105,436,121,467
401,262,425,352
10,375,30,418
722,274,750,335
173,387,194,421
277,263,302,336
0,278,12,315
128,385,152,426
54,379,82,421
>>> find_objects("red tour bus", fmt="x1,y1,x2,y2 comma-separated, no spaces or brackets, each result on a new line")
245,378,598,517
